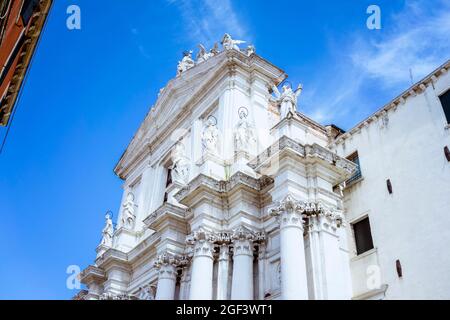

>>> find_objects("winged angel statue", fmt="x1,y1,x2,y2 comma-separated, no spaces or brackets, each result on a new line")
272,83,303,118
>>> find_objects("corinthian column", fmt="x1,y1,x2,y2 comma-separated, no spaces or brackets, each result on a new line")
154,253,178,300
270,195,309,300
230,226,255,300
187,229,215,300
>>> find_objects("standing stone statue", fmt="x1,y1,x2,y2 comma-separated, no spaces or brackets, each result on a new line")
202,116,220,156
272,83,303,118
221,33,246,51
234,107,257,154
196,44,218,63
121,192,136,229
246,45,255,56
177,51,195,76
171,141,190,184
100,213,114,247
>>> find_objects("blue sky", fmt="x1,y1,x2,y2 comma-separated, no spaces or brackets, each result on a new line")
0,0,448,299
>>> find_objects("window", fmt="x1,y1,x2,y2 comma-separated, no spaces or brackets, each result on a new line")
0,0,11,44
439,89,450,124
352,217,374,255
21,0,40,26
163,168,172,203
346,151,362,184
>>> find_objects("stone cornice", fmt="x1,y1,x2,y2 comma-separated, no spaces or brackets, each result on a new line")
143,202,188,228
332,59,450,146
248,135,357,177
95,248,129,271
174,172,274,203
72,290,89,300
79,265,106,285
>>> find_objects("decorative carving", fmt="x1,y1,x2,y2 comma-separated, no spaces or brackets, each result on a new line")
202,116,220,156
221,33,246,51
100,292,137,300
100,212,114,247
137,285,156,300
171,141,190,185
186,228,216,258
121,192,136,229
177,50,195,76
234,107,257,155
272,83,303,118
269,194,343,230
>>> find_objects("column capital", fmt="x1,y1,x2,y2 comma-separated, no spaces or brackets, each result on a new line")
306,210,344,234
186,228,216,259
217,243,231,261
269,194,343,230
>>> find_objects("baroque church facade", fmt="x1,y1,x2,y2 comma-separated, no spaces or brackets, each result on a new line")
77,34,450,300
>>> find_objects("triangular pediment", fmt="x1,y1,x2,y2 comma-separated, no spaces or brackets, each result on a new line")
115,49,286,178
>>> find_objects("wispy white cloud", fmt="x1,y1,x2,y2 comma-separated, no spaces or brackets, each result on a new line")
167,0,248,47
351,0,450,86
301,0,450,128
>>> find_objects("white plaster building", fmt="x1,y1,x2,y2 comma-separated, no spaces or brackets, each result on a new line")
77,35,450,300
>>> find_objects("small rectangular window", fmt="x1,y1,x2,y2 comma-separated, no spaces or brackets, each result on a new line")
439,89,450,124
352,217,374,255
346,151,362,184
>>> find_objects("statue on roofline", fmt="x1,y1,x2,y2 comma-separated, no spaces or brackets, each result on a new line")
272,83,303,118
221,33,246,51
177,50,195,76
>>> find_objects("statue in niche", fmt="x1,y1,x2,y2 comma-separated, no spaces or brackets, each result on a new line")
272,83,303,118
234,107,257,155
100,212,114,247
177,50,195,76
202,116,219,156
221,33,246,51
121,192,136,229
171,141,190,185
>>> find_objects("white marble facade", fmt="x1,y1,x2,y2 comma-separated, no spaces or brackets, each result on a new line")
78,35,450,300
